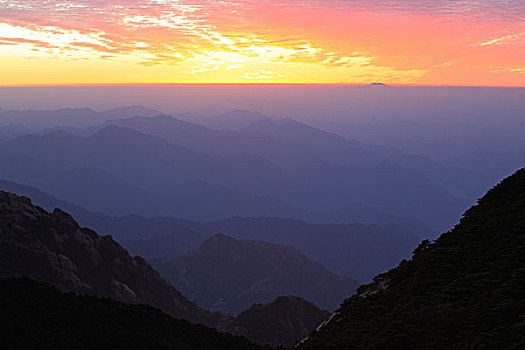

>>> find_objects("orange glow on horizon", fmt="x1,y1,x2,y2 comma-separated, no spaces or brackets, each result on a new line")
0,1,524,87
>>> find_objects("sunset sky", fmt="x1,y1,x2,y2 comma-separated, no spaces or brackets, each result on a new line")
0,0,524,86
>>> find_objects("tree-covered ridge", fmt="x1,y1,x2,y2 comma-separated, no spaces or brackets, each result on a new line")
299,168,525,349
0,278,267,350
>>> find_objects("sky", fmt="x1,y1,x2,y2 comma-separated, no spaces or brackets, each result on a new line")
0,0,524,86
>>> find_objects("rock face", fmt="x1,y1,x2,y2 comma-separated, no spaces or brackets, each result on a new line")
0,191,225,328
152,234,358,315
298,168,525,349
226,296,330,348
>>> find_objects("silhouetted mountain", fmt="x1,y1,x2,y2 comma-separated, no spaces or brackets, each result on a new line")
104,105,164,118
1,278,265,350
0,181,421,282
153,234,358,315
298,168,525,349
202,109,269,130
0,190,225,327
226,296,330,348
365,83,390,88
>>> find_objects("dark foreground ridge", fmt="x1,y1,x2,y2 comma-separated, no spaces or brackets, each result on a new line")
0,190,225,328
0,189,331,347
298,168,525,349
0,278,266,350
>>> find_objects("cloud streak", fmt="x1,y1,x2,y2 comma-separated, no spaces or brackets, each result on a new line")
0,0,523,85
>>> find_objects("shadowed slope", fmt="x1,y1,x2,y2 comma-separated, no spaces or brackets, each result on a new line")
298,168,525,349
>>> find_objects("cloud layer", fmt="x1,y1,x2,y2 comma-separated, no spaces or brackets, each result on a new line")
0,0,524,85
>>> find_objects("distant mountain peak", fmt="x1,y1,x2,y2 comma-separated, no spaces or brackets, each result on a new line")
365,82,390,88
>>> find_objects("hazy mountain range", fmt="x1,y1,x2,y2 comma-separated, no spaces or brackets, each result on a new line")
0,107,482,233
0,180,417,282
1,100,523,348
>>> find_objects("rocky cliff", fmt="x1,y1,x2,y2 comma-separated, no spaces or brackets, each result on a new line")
0,191,225,328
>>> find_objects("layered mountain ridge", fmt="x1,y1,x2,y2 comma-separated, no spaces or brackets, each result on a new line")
153,233,358,315
0,108,468,232
0,180,418,282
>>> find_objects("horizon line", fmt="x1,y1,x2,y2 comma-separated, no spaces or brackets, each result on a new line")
1,83,524,88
